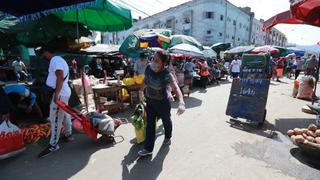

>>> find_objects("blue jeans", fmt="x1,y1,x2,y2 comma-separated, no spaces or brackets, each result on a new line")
15,71,28,81
144,98,172,152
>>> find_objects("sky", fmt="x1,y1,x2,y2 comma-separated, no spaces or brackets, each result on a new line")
117,0,320,46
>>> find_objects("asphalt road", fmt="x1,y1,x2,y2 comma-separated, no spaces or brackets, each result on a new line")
1,77,320,180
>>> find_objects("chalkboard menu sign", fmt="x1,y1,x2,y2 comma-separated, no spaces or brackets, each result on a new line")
226,54,270,123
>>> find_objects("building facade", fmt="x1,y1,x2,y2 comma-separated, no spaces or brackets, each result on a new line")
105,0,287,47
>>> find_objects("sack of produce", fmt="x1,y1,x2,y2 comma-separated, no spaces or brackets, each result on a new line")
131,103,146,143
292,80,299,98
297,76,315,101
0,120,25,160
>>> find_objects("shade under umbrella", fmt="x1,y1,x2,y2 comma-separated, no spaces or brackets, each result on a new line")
169,35,203,50
14,15,91,46
169,44,204,57
251,46,280,54
225,46,255,55
0,0,95,21
55,0,132,32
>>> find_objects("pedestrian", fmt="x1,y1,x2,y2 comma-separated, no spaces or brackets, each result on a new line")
198,59,209,89
12,56,28,82
183,58,195,87
0,86,11,122
276,57,285,82
4,84,43,121
138,50,185,157
230,56,242,78
37,46,73,158
295,56,305,80
305,54,318,78
71,58,78,79
134,53,149,76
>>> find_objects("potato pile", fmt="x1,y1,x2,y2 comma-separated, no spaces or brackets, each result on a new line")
287,124,320,145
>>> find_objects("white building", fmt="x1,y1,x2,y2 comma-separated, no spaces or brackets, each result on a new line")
104,0,287,47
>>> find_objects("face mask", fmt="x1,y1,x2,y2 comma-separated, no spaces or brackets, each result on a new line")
150,61,161,72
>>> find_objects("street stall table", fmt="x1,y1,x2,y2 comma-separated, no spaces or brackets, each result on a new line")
125,84,143,106
226,54,271,126
92,84,123,114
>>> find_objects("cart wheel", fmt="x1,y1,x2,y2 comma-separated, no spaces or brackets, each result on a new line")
258,109,267,127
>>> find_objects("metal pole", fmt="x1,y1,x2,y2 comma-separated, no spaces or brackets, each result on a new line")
76,9,80,51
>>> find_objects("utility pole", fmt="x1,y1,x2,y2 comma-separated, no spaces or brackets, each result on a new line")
223,0,227,43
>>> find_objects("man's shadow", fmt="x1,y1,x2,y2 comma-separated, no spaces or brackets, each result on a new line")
122,124,170,180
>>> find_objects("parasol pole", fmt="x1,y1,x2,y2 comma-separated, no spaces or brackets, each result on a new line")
76,9,80,51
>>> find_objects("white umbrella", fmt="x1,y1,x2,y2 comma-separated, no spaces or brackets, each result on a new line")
169,43,204,57
81,44,119,53
202,46,217,58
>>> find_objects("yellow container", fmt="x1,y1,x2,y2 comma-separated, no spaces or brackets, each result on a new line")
134,74,145,85
123,77,135,86
135,127,145,144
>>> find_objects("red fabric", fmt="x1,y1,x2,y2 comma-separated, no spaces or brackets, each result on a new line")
291,0,320,27
200,63,209,76
263,10,304,30
251,46,280,54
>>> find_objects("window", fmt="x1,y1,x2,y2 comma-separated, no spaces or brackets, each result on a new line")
166,19,173,28
233,20,236,26
207,30,212,35
239,23,242,28
232,36,235,40
219,32,223,37
238,38,240,41
227,17,231,22
204,12,214,19
246,27,249,31
183,17,191,24
220,15,224,21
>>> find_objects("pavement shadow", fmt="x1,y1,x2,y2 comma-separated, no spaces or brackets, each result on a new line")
227,119,278,140
275,118,315,135
290,148,320,170
171,97,202,109
0,135,114,180
121,145,170,180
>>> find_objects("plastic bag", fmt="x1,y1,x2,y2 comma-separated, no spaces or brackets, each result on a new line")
297,76,315,101
0,120,25,160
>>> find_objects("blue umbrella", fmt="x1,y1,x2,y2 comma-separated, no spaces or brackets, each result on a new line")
287,47,305,57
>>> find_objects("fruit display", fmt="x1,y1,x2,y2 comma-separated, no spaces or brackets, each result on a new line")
287,124,320,148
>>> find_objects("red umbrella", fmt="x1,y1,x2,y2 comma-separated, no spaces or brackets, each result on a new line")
291,0,320,26
251,46,280,54
263,10,304,30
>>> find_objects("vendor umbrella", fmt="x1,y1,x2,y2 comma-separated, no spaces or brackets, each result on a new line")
272,46,290,57
291,0,320,27
210,42,231,53
286,47,305,57
55,0,132,32
202,46,217,58
169,35,203,50
169,44,204,57
0,0,95,21
225,45,255,55
15,15,91,46
251,45,280,54
139,31,171,49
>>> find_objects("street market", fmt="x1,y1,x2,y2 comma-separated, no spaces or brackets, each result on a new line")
1,0,320,179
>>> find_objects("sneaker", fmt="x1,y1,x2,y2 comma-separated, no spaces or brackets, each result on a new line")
138,149,152,157
38,144,60,158
60,135,74,142
163,138,171,145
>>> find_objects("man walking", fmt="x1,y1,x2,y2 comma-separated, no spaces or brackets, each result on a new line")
230,56,242,78
12,57,28,82
37,47,73,158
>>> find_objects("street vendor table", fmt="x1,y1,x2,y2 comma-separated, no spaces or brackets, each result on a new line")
125,84,143,106
92,84,123,114
0,67,15,81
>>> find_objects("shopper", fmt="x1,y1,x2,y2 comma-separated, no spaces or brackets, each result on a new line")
198,59,209,89
37,46,73,158
134,53,149,76
4,84,43,120
305,54,318,78
276,57,285,82
138,51,185,157
295,57,305,80
230,56,242,78
12,57,28,82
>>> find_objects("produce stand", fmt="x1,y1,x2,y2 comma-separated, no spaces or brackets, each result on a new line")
226,54,271,126
92,84,123,114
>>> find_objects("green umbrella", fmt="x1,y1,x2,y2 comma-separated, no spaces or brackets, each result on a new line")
119,35,140,57
15,15,91,45
169,35,203,50
272,46,290,58
55,0,132,32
